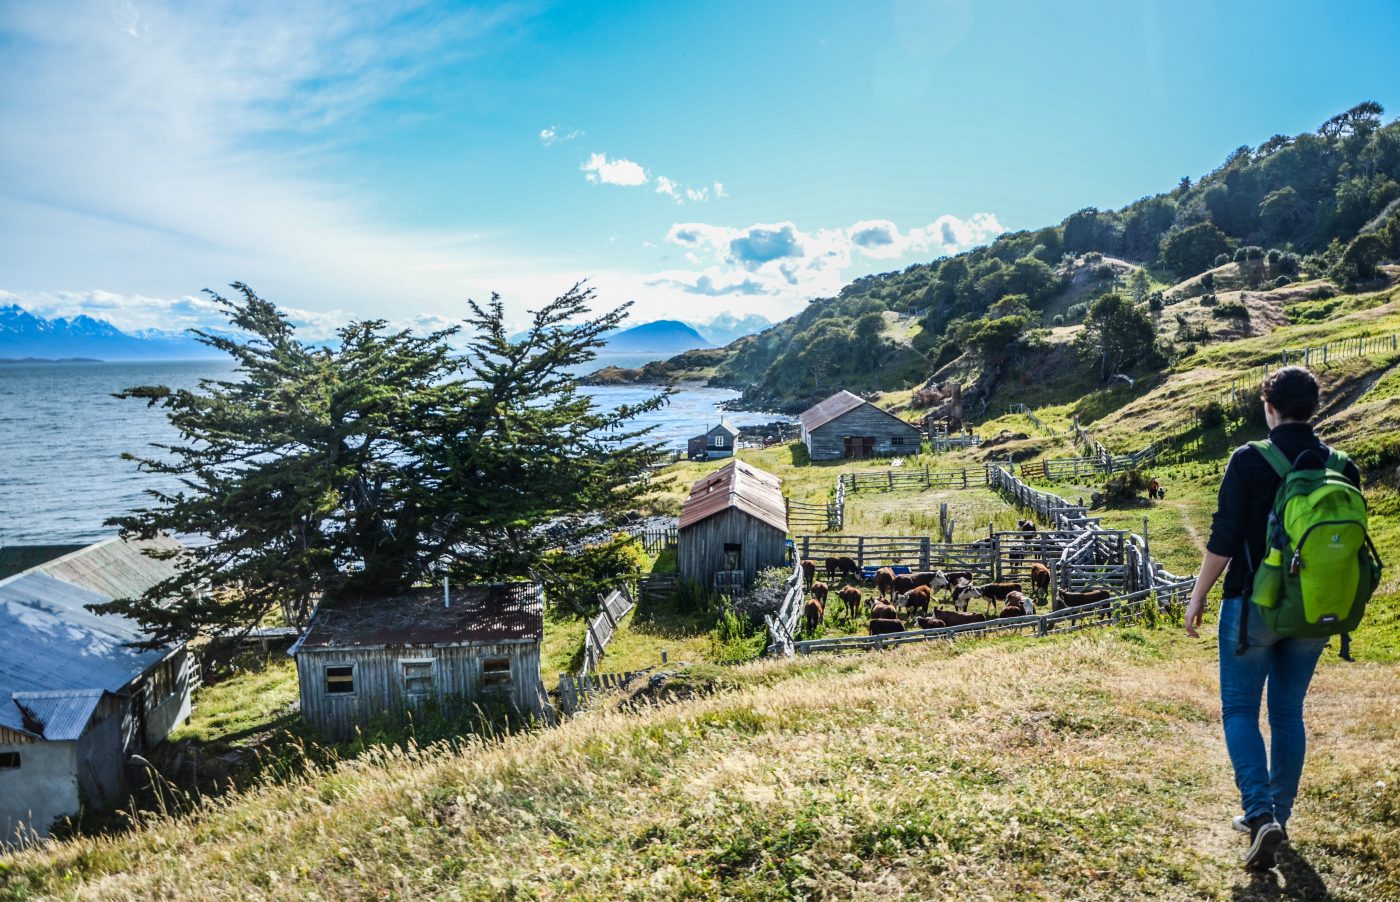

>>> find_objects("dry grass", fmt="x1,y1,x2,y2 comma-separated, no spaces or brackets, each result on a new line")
4,627,1397,900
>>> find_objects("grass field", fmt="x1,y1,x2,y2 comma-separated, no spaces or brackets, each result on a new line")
5,625,1397,900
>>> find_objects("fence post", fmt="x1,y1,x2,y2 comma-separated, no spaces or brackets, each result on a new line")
1323,345,1329,366
921,536,931,570
802,536,810,562
888,471,894,491
858,536,865,569
925,464,930,486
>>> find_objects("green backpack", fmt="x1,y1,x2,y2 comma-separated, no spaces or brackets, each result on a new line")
1249,439,1382,637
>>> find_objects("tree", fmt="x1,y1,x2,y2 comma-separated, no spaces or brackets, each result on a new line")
1075,293,1159,381
1331,233,1388,285
1160,222,1234,278
97,283,667,647
1127,268,1151,303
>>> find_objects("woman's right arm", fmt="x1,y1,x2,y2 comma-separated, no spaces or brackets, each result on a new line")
1185,551,1231,638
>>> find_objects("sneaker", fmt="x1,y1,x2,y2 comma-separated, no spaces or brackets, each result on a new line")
1234,815,1289,843
1244,814,1284,871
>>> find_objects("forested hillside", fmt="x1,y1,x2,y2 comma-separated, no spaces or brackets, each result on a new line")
626,103,1400,412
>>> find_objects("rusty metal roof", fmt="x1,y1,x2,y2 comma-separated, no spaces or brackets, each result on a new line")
678,460,787,533
295,583,544,652
798,389,921,435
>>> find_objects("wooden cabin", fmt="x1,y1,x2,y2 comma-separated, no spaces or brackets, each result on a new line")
677,460,788,591
0,536,196,843
686,420,740,460
289,583,549,739
798,390,923,461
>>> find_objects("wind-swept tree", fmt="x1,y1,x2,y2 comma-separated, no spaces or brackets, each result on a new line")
95,283,667,647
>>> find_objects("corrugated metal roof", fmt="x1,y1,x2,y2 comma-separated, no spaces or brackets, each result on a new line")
34,534,185,599
798,390,867,431
296,584,544,651
678,460,788,533
10,690,110,741
0,545,86,581
0,536,186,742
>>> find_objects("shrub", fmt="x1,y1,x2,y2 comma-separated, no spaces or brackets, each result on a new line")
1066,301,1089,322
1199,292,1218,307
1195,401,1225,428
1266,248,1283,265
1147,291,1164,312
1233,245,1265,262
1214,253,1230,267
1051,314,1065,326
1095,263,1116,280
540,533,648,615
1201,272,1215,290
731,566,794,621
1272,275,1293,288
1101,469,1151,503
1309,284,1337,300
1279,252,1302,275
1212,300,1250,319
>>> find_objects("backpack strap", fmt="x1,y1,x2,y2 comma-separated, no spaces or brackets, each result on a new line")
1326,448,1351,474
1249,440,1292,479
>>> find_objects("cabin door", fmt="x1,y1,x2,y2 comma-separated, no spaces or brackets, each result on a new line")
843,436,875,459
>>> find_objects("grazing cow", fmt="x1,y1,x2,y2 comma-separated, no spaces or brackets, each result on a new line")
893,573,915,596
874,567,896,601
869,601,900,622
1017,518,1037,533
1029,563,1051,599
976,582,1023,603
1054,588,1113,612
950,579,978,611
895,584,933,617
1148,478,1166,500
914,616,947,630
800,559,817,585
825,556,859,582
837,585,863,620
809,581,829,606
932,608,988,627
869,618,906,636
803,597,824,635
909,571,951,592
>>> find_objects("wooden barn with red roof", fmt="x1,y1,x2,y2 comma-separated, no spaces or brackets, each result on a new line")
677,460,789,592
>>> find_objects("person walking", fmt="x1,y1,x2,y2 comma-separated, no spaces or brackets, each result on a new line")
1184,366,1362,871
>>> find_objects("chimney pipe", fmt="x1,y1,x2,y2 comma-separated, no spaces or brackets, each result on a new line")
444,573,450,608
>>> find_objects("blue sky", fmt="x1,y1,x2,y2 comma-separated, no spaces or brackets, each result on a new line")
1,0,1397,338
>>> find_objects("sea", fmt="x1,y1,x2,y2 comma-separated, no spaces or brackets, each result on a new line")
0,354,792,545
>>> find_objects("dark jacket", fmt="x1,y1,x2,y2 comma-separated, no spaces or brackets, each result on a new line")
1207,422,1362,597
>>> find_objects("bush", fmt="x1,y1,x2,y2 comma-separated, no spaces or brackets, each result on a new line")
1147,291,1164,312
1195,401,1226,428
1309,284,1337,300
1095,263,1116,280
1279,252,1302,275
1200,272,1215,290
1051,314,1065,326
1266,248,1283,265
1065,301,1089,323
1212,300,1250,319
540,534,648,615
1199,292,1218,307
1101,469,1151,503
731,566,794,621
1272,275,1293,288
1233,245,1265,262
1214,253,1230,267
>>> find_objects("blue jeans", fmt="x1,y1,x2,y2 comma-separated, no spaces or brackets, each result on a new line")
1218,595,1327,827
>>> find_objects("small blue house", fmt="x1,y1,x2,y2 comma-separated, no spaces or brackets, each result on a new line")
687,420,740,460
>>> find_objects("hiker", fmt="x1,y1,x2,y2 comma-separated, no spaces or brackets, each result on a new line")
1184,366,1373,871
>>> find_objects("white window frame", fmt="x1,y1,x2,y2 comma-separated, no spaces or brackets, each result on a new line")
712,433,725,447
324,663,356,697
401,658,436,697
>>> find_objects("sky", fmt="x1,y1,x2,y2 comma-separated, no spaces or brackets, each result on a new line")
2,0,1398,339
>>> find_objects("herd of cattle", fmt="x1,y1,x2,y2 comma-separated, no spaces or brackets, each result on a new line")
797,521,1115,637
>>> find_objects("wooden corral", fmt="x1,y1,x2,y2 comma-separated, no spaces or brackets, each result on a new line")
799,390,924,461
677,461,789,590
290,583,549,739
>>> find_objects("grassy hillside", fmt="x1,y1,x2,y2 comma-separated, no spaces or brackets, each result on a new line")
4,628,1397,900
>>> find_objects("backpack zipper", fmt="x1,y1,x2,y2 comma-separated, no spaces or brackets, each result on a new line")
1289,518,1366,573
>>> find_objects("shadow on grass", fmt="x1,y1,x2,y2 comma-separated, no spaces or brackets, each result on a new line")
1229,846,1335,901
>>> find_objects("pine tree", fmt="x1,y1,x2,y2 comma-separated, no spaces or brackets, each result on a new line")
95,283,667,646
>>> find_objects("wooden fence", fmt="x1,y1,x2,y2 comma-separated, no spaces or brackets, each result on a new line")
1280,333,1400,368
794,534,996,576
763,555,809,657
1019,443,1158,483
557,669,651,714
625,525,677,556
580,587,635,677
839,465,992,493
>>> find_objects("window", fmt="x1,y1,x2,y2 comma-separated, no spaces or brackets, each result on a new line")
712,433,725,447
891,436,905,446
402,660,435,696
723,542,742,571
325,664,355,695
0,752,19,770
483,657,512,687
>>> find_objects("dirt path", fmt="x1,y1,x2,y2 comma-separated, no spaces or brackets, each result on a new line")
1164,498,1209,556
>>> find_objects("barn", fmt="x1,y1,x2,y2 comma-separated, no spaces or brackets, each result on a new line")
799,389,924,460
0,536,197,843
686,419,740,460
290,582,550,739
677,460,789,591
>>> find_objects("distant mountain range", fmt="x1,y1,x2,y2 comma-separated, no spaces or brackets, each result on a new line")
0,305,219,361
687,313,771,347
509,314,772,355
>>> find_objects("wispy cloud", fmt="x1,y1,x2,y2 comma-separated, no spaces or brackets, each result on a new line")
539,125,583,145
577,151,723,204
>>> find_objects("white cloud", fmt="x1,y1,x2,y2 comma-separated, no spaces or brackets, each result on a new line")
539,125,582,145
654,175,682,202
580,152,648,186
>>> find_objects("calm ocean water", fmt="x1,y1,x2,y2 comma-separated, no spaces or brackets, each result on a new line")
0,358,790,545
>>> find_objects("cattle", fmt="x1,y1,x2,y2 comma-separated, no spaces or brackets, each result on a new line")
940,569,974,588
909,571,951,592
869,600,900,621
837,585,862,620
1149,478,1166,500
914,616,947,630
976,581,1023,602
893,573,915,596
895,584,932,617
950,579,977,611
869,618,906,636
874,567,895,600
809,581,829,606
1017,518,1037,533
1005,590,1035,615
932,608,988,627
800,559,817,585
825,556,859,582
1029,563,1051,599
952,581,1021,613
1054,588,1113,612
803,597,824,635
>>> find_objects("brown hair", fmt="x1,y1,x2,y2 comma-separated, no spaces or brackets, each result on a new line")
1261,366,1319,421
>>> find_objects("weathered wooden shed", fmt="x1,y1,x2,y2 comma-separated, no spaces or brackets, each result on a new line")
289,583,549,739
798,390,924,460
677,460,789,591
686,420,740,460
0,536,196,843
